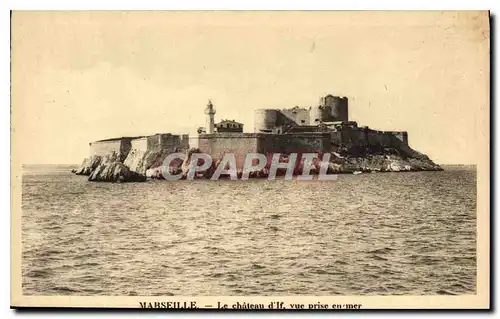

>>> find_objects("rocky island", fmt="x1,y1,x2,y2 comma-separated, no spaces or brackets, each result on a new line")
73,94,442,182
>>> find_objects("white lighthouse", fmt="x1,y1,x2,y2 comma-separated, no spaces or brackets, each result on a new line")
204,99,216,134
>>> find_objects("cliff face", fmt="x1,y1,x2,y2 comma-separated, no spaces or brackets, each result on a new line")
72,155,101,175
123,149,171,175
73,152,120,176
73,146,188,182
130,148,202,179
88,162,146,182
73,151,147,183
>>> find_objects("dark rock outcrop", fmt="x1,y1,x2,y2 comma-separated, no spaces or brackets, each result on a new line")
283,145,442,175
73,155,102,175
88,162,146,183
73,152,121,176
123,147,188,178
124,149,166,175
326,153,442,173
143,148,210,180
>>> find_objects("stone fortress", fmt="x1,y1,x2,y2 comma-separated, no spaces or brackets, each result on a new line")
86,133,189,169
197,94,413,172
74,93,442,182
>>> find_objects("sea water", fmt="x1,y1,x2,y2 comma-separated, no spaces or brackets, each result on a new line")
21,165,477,296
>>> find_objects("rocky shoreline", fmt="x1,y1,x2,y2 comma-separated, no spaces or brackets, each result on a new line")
73,144,442,182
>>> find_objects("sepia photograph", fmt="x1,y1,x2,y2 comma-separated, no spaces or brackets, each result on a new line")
10,10,490,309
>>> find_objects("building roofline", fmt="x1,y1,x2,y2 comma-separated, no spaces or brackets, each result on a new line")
94,136,145,143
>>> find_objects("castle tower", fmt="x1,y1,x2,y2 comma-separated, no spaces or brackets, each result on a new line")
309,94,349,124
204,100,216,134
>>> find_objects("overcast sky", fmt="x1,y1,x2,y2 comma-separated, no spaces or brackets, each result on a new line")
12,11,489,164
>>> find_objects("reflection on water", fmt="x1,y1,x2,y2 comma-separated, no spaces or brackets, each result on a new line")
21,165,476,296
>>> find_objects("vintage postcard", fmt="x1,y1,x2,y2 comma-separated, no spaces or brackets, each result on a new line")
10,11,490,309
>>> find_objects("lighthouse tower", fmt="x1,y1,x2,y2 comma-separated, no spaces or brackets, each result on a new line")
204,99,216,134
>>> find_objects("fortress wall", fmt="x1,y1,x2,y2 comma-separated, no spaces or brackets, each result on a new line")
257,133,326,154
254,109,301,133
124,137,148,172
314,95,349,123
326,127,411,150
198,133,260,169
381,131,408,148
146,134,190,152
381,133,392,147
391,131,409,145
328,96,348,122
334,128,409,149
147,134,165,152
89,140,123,157
309,106,322,125
254,109,279,132
257,133,331,167
281,108,310,125
338,97,349,122
131,137,148,152
330,131,343,146
120,139,133,160
90,139,135,162
198,133,331,171
256,133,330,171
124,134,190,174
339,127,366,147
365,130,409,148
352,129,367,146
366,130,383,146
276,111,299,127
180,134,190,150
